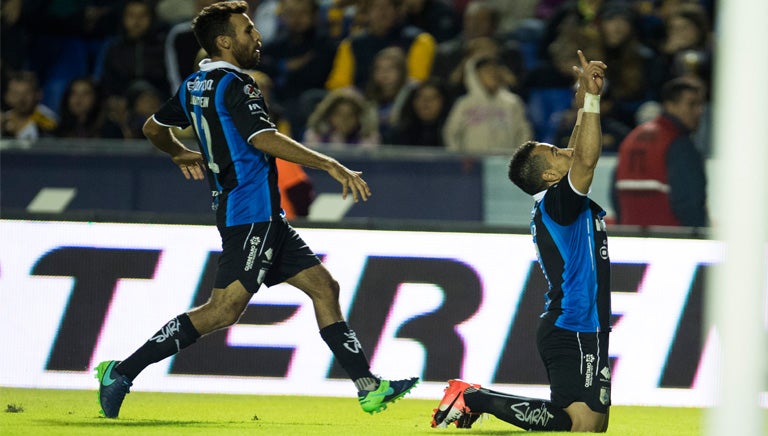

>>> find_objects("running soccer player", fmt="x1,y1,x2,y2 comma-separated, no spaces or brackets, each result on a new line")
94,1,418,419
431,50,611,432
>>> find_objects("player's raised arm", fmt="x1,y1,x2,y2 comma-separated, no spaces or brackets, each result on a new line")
568,50,606,194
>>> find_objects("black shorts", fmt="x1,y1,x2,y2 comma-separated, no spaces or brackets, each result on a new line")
214,217,320,293
536,320,611,414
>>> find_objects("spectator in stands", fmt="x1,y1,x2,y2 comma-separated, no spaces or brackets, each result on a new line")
597,2,663,128
1,0,29,75
485,0,540,34
303,88,380,148
401,0,461,43
319,0,361,41
443,55,532,153
324,0,436,91
156,0,200,25
54,77,127,139
656,2,713,157
363,47,411,143
259,0,339,138
537,0,605,63
252,0,281,45
634,0,712,56
96,0,171,102
0,70,58,140
124,80,165,139
658,3,712,89
164,0,219,94
0,60,11,111
613,77,708,227
431,1,525,100
533,0,569,22
103,92,132,141
317,0,362,41
390,77,451,147
14,0,123,114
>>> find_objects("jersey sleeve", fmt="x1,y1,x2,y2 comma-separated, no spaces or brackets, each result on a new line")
153,92,190,129
543,172,588,225
224,76,276,143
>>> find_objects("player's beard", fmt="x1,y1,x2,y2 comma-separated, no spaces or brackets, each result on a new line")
233,43,260,70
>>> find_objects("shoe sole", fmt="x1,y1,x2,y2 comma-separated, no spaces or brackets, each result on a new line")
431,406,464,428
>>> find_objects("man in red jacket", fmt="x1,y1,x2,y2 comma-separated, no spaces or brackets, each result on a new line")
613,77,708,227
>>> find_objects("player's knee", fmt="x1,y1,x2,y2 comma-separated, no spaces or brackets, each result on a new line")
313,277,340,303
326,278,340,300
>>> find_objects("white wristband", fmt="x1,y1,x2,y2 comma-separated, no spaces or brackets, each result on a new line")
584,93,600,113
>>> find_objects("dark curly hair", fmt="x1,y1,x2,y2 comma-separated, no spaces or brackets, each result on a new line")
192,1,249,57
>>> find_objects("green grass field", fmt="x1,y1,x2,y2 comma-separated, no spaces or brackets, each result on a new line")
0,387,749,435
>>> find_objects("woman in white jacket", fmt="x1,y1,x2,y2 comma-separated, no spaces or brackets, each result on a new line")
443,55,533,153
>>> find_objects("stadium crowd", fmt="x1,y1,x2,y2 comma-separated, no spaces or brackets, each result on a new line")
0,0,714,224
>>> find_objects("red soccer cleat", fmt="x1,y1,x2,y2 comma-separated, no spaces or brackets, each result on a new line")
430,379,482,428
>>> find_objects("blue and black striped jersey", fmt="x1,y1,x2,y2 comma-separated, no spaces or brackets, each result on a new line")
530,174,612,333
153,59,280,227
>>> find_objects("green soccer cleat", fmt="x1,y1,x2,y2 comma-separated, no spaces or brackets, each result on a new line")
358,377,419,414
94,360,132,418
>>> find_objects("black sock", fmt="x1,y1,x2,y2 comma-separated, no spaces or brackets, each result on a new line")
463,388,572,431
116,313,201,380
319,321,374,382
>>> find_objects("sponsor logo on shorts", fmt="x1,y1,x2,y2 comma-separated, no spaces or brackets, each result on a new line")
600,366,611,380
584,353,595,387
244,236,261,271
600,387,610,405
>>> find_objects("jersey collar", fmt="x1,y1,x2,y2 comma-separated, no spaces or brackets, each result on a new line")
198,58,244,73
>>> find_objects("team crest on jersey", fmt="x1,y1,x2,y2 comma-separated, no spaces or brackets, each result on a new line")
243,83,262,99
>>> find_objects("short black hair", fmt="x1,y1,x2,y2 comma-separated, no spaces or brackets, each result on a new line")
192,1,249,57
508,140,548,195
661,77,704,104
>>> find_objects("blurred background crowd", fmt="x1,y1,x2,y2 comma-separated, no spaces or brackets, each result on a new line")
0,0,715,156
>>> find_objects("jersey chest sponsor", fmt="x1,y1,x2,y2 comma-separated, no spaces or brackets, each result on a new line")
187,78,214,92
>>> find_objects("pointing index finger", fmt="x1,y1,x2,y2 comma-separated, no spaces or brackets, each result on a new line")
577,49,588,67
